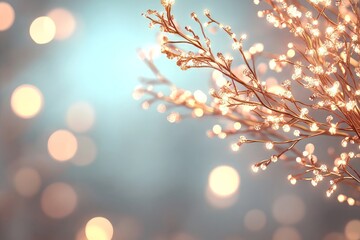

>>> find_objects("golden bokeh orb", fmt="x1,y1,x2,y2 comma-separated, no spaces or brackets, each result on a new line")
85,217,114,240
29,16,56,44
208,165,240,197
0,2,15,31
48,129,78,161
41,182,77,219
11,84,44,119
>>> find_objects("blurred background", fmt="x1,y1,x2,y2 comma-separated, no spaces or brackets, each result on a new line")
0,0,359,240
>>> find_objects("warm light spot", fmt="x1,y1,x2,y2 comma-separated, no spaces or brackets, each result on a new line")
71,136,97,166
272,194,305,225
0,2,15,31
11,84,44,119
13,167,41,197
344,219,360,240
208,165,240,197
29,16,56,44
47,8,76,40
244,209,266,231
85,217,114,240
41,182,77,218
205,186,237,208
273,227,301,240
66,102,95,133
48,129,78,161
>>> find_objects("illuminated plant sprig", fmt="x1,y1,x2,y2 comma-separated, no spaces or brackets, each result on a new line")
134,0,360,206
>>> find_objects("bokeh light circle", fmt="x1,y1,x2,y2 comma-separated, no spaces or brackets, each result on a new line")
85,217,114,240
272,194,305,225
66,102,95,133
0,2,15,31
47,8,76,40
29,16,56,44
208,165,240,197
344,219,360,240
11,84,44,119
13,167,41,197
41,182,77,219
48,129,78,161
244,209,266,231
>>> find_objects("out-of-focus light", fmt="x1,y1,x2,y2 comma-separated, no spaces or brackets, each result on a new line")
11,84,44,119
85,217,114,240
208,165,240,197
47,8,76,40
29,16,56,44
66,102,95,133
244,209,266,231
323,232,346,240
48,129,78,161
13,167,41,197
272,194,305,225
273,227,301,240
41,182,77,219
71,136,97,166
344,219,360,240
0,2,14,31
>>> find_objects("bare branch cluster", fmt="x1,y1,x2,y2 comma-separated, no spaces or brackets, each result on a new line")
134,0,360,206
